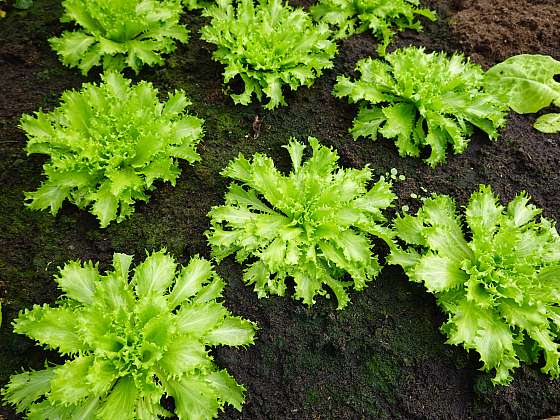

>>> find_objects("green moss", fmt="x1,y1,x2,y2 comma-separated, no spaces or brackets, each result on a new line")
366,352,400,404
1,0,64,41
36,66,69,82
306,389,320,406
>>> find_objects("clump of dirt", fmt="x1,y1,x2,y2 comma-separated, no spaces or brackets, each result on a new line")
449,0,560,67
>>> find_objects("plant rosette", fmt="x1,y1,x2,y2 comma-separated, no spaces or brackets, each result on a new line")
2,250,257,419
200,0,337,109
50,0,189,74
206,137,397,309
22,71,204,227
333,46,508,167
389,185,560,385
310,0,436,55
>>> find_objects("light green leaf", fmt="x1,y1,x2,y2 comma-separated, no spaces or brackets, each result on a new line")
91,184,119,228
14,305,83,354
175,302,228,337
159,337,211,377
132,250,176,297
225,184,273,213
97,376,138,420
85,359,118,397
485,54,560,114
507,192,540,227
353,178,396,211
206,370,245,411
169,257,213,308
113,253,133,281
387,247,421,269
107,168,143,197
534,113,560,134
333,230,371,262
379,103,416,154
424,225,473,264
205,317,256,346
168,376,219,420
444,299,481,347
393,213,425,246
192,277,225,304
2,368,56,413
263,76,285,109
413,254,467,292
350,107,386,140
163,91,190,116
175,115,205,139
293,269,323,306
24,181,70,216
284,138,306,172
21,112,55,141
465,185,503,236
50,356,94,404
323,275,350,310
56,260,98,305
27,400,77,419
424,125,448,167
49,31,96,67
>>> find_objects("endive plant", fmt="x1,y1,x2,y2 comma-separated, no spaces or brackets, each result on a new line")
2,250,257,419
389,186,560,384
207,137,397,309
50,0,189,74
22,72,204,227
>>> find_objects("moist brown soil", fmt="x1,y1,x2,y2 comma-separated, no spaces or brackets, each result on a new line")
449,0,560,67
0,0,559,419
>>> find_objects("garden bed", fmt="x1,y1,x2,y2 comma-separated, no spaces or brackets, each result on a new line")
0,0,559,418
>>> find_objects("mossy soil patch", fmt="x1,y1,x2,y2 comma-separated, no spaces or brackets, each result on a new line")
1,0,559,418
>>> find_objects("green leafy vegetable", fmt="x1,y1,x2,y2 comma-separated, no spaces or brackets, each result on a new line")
485,54,560,134
22,71,204,227
485,55,560,114
310,0,436,55
200,0,337,109
49,0,189,75
333,47,508,167
206,137,396,309
2,250,257,419
389,185,560,385
534,113,560,134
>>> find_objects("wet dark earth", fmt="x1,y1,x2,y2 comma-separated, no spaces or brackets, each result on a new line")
0,0,559,418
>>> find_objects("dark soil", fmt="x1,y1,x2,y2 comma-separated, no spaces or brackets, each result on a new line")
1,0,559,419
449,0,560,67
